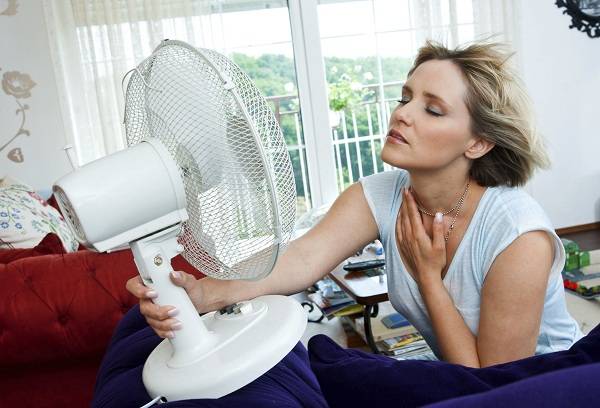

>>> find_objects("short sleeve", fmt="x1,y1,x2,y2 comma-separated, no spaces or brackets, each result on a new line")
479,188,564,282
359,169,408,239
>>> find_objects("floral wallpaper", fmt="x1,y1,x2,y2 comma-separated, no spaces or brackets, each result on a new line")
0,0,18,16
1,0,35,164
0,70,35,163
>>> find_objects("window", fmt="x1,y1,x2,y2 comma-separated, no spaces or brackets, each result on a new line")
46,0,513,216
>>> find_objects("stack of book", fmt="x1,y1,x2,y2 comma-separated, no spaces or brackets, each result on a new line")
307,278,362,319
348,302,434,359
377,333,434,360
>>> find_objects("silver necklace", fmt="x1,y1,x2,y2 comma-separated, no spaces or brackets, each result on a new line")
411,182,470,242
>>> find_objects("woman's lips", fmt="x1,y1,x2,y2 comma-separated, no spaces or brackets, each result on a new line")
387,129,408,144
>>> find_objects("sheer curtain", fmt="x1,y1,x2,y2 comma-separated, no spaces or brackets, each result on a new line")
44,0,228,165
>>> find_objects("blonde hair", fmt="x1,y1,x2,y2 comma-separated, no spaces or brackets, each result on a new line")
408,40,549,187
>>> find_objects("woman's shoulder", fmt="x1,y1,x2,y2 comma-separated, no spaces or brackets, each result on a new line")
359,169,408,201
360,168,409,188
484,187,549,225
475,186,554,247
359,169,408,232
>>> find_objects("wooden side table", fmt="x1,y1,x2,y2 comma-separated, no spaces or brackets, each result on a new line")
329,264,388,353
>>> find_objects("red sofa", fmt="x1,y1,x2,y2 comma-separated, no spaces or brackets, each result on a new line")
0,232,202,407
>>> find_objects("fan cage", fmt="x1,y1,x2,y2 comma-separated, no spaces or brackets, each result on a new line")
123,40,296,280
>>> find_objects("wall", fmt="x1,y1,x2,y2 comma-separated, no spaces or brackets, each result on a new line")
515,0,600,229
0,0,72,190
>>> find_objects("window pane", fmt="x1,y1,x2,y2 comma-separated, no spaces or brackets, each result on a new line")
373,0,411,31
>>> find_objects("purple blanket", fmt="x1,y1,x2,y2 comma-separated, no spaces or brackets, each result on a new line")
92,305,327,408
94,305,600,407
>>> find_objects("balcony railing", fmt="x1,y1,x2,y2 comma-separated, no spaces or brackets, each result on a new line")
265,80,403,211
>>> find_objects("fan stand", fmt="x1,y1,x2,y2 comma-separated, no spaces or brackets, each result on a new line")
130,225,307,401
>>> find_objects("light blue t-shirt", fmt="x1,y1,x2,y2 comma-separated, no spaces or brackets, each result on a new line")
360,169,582,358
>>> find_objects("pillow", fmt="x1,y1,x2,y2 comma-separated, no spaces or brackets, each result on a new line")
0,232,65,263
93,305,328,408
0,182,78,252
308,324,600,408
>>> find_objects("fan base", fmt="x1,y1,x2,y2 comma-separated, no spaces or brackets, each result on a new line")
142,294,307,401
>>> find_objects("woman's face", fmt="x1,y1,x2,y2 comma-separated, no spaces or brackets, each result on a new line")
381,59,477,171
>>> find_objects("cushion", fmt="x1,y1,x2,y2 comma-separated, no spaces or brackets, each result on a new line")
0,232,65,263
93,305,328,407
308,323,600,408
0,182,78,252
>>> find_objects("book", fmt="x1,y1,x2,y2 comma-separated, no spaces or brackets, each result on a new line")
307,291,356,318
332,304,364,317
379,332,424,350
353,314,418,342
383,342,429,357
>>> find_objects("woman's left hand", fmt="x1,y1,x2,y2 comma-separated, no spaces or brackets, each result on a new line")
396,188,447,287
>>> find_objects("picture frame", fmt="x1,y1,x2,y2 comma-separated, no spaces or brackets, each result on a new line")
556,0,600,38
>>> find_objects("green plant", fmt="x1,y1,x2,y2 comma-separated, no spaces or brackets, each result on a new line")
328,72,373,113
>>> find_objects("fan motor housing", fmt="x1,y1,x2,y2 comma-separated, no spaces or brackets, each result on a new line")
53,139,188,252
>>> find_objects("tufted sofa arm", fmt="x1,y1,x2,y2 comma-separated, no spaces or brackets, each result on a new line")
0,248,202,368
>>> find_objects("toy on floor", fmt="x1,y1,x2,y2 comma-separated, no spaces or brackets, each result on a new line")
561,238,600,298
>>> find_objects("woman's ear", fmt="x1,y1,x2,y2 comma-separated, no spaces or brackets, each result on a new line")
465,136,495,159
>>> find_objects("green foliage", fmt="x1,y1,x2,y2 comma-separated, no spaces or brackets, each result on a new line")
230,52,411,199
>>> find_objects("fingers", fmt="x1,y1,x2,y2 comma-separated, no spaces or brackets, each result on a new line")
396,198,404,244
145,315,182,339
139,298,182,338
404,189,427,240
170,270,195,291
126,275,156,299
400,190,413,239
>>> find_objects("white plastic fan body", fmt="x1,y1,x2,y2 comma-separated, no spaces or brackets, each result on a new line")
53,40,306,401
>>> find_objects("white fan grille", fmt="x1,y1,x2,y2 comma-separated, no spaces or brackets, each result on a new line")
124,40,296,280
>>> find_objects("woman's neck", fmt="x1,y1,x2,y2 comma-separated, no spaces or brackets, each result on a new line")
408,169,472,215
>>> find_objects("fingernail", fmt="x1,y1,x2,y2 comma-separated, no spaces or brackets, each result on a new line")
146,290,158,299
171,322,183,330
167,308,179,317
171,271,182,279
166,331,175,339
435,212,443,223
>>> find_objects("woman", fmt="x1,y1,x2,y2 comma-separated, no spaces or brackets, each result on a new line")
126,40,581,368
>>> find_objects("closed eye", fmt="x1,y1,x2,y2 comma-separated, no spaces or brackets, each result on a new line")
426,108,442,117
397,99,443,117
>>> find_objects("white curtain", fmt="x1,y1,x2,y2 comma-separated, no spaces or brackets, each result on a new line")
44,0,226,165
409,0,515,49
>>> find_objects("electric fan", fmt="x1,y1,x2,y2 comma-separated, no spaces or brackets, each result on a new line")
52,39,306,401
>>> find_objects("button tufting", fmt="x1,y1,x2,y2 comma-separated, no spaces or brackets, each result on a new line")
58,315,69,325
23,276,33,287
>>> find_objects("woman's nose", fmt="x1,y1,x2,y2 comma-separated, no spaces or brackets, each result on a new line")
391,104,413,126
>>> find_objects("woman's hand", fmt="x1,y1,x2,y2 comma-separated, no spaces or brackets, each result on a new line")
126,271,205,339
396,188,447,286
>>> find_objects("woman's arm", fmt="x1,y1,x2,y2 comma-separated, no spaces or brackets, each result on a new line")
127,182,379,337
419,230,553,367
476,230,554,365
203,182,380,309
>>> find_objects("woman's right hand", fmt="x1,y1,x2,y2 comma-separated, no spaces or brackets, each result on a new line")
125,271,206,339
